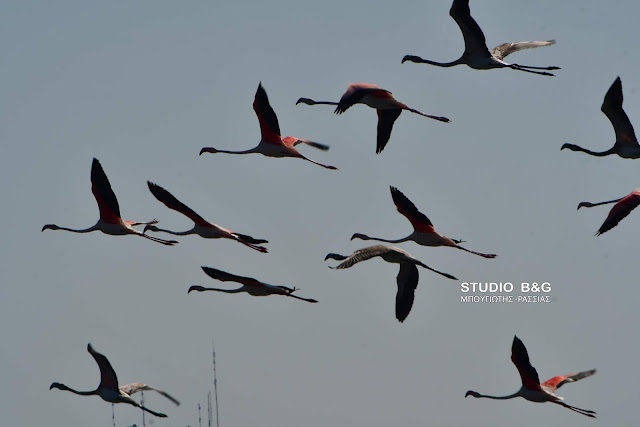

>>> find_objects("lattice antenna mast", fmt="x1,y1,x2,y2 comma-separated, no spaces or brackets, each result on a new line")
212,340,220,427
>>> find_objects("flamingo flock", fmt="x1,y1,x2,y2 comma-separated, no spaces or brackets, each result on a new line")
43,0,638,423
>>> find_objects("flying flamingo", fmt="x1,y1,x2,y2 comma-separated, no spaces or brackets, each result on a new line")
465,336,596,418
200,83,336,170
41,158,178,246
188,266,318,303
324,245,457,322
562,77,640,158
577,188,640,235
49,344,170,418
351,187,496,258
144,182,268,253
401,0,558,76
296,83,450,154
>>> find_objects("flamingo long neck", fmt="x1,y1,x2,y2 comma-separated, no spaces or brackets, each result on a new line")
305,100,339,106
45,224,99,233
199,287,244,293
561,144,615,157
471,391,521,400
200,147,259,155
405,56,463,67
325,253,348,261
56,384,98,396
353,233,411,244
583,198,622,208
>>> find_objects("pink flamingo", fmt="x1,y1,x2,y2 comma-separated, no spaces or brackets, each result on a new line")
402,0,558,76
188,267,318,303
352,187,496,258
577,188,640,235
200,83,336,170
145,182,268,252
296,83,449,154
465,336,596,418
49,344,169,418
562,77,640,158
42,158,177,246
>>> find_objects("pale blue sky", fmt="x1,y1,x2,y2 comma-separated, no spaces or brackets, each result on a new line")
2,1,639,426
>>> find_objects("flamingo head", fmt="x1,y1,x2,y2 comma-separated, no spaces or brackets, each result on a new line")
324,253,347,262
199,147,218,155
143,224,157,234
350,233,369,241
465,390,480,398
401,55,422,64
188,286,206,293
295,98,316,106
42,224,59,232
577,202,594,210
49,382,66,391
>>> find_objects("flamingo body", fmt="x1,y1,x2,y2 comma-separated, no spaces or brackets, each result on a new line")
297,83,449,154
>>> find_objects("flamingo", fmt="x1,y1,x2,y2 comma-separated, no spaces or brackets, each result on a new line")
41,158,178,246
49,344,170,418
401,0,558,76
352,187,496,258
296,83,450,154
200,83,336,170
577,188,640,235
144,182,268,253
324,245,457,322
188,266,318,303
562,77,640,158
465,336,596,418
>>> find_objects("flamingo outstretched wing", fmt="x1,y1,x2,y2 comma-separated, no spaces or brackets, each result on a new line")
120,382,180,406
147,182,210,227
201,266,263,288
542,370,596,392
490,40,555,61
87,343,120,391
601,77,638,148
395,263,419,322
376,109,402,154
254,83,283,145
390,187,435,233
91,159,121,224
597,190,640,235
449,0,491,58
335,83,388,114
511,336,542,391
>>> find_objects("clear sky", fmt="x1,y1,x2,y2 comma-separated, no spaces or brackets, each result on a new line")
2,0,639,426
